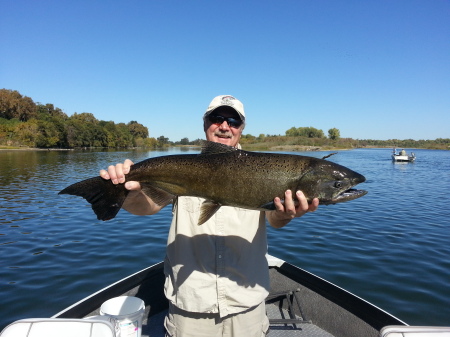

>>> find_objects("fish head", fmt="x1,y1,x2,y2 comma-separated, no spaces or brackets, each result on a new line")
299,161,368,205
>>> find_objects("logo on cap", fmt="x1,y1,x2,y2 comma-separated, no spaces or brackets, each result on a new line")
220,95,237,106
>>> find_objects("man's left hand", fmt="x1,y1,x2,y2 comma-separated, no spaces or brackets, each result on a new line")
266,190,319,228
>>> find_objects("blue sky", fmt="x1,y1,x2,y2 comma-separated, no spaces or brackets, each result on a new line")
1,0,449,142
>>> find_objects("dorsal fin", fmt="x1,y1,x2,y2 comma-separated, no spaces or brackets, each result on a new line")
322,152,337,160
200,140,239,155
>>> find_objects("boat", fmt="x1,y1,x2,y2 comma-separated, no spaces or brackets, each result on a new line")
2,256,449,337
392,149,416,162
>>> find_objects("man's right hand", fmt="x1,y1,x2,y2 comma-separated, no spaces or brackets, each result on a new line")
99,160,166,215
99,159,141,191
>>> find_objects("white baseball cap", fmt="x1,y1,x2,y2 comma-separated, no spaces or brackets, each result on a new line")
203,95,245,121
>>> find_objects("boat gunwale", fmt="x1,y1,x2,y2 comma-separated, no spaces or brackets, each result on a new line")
53,261,165,319
274,261,407,330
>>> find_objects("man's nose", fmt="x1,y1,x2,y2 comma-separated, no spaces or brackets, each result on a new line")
218,121,230,130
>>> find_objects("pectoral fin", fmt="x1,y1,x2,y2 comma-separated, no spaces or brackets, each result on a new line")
199,201,221,225
141,184,175,206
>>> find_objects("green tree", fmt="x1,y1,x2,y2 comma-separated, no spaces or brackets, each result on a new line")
0,89,156,149
285,127,298,137
286,126,325,138
242,134,256,141
328,128,340,140
0,117,20,145
0,89,37,121
36,103,69,147
71,112,98,124
116,123,134,148
36,120,60,147
37,103,68,121
128,121,149,139
299,127,324,138
66,119,87,147
15,120,39,146
157,135,169,146
101,121,119,147
67,113,102,147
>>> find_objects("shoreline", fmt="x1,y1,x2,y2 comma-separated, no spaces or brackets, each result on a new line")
1,145,442,152
0,147,74,151
0,145,338,152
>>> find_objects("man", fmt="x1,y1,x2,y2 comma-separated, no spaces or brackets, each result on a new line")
100,95,319,336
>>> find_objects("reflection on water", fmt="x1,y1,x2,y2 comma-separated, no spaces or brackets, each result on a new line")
0,148,449,329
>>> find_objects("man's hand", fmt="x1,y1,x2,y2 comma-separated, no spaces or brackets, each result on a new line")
99,159,142,190
99,160,163,215
266,190,319,228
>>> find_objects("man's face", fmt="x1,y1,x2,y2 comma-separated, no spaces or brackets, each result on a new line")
204,108,244,148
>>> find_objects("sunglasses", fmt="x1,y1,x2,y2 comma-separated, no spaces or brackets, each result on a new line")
208,114,243,128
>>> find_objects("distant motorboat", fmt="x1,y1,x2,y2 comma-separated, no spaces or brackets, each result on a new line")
392,148,416,162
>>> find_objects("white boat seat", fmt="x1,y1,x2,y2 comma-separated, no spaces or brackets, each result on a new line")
0,318,116,337
380,325,450,337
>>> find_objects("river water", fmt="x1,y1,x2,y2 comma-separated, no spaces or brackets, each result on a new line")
0,147,449,329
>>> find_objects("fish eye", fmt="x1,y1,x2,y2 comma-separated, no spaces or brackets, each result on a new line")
334,182,342,188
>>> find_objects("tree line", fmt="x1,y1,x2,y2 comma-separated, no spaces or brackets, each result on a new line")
0,89,157,148
1,89,448,150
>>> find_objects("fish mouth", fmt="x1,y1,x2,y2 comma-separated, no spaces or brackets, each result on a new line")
329,188,368,204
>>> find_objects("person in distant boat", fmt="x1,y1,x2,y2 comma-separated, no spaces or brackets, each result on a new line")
400,149,407,156
100,95,319,337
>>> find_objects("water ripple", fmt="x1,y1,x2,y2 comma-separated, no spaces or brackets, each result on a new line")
1,148,449,328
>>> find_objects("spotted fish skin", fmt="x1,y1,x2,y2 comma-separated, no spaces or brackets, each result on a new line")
59,141,367,224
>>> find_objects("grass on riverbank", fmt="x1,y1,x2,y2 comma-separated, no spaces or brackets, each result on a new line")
0,145,24,150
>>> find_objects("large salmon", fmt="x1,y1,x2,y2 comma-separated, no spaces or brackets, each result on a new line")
59,141,367,224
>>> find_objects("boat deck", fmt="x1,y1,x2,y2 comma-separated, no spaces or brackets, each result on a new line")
55,260,404,337
77,268,343,337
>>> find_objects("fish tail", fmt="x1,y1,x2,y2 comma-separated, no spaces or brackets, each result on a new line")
58,176,129,221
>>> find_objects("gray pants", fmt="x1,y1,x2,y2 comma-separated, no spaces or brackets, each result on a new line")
164,302,269,337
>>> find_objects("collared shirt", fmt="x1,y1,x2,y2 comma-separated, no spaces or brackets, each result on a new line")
164,196,270,318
